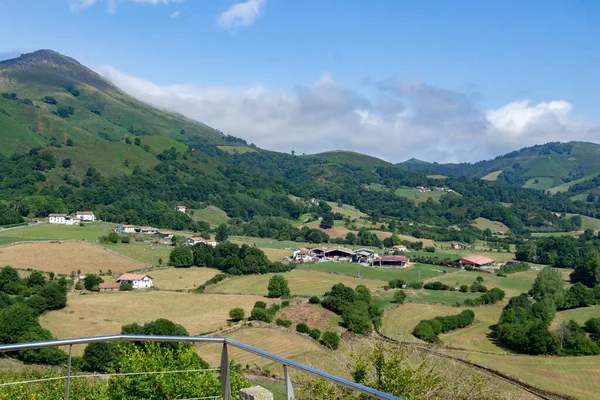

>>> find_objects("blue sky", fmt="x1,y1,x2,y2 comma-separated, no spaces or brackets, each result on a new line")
1,0,599,162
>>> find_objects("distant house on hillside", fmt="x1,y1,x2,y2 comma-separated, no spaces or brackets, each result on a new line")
392,245,407,252
187,237,218,247
293,248,314,263
156,230,175,239
65,216,81,226
175,205,187,213
115,225,136,233
116,273,153,289
373,255,409,268
76,211,96,221
309,248,327,259
353,248,375,263
448,225,461,231
451,242,467,250
459,255,494,267
136,226,158,234
48,214,68,224
99,282,121,292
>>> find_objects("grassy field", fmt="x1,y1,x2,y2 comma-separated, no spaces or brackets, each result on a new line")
568,214,600,232
372,289,481,309
0,242,145,275
522,177,554,190
326,202,369,220
394,187,447,203
106,241,172,266
209,270,385,296
276,304,344,333
549,173,600,194
0,222,117,243
150,267,221,290
451,349,600,400
471,217,509,233
191,206,230,227
431,269,536,297
550,305,600,329
298,262,454,282
260,247,294,262
481,170,503,181
40,292,272,351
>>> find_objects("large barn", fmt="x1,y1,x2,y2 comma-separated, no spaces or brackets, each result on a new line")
374,255,409,268
459,255,494,267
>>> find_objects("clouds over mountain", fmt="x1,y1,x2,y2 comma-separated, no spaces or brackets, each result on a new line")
94,65,598,163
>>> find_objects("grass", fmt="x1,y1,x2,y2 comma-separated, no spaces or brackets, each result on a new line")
297,262,454,282
549,173,600,194
106,241,173,266
216,145,257,154
481,170,503,181
372,289,481,309
471,217,509,233
325,202,369,220
40,292,273,353
522,177,554,190
191,206,230,227
567,214,600,232
277,303,345,333
394,187,448,203
259,247,293,262
150,267,222,290
0,222,117,243
550,305,600,329
0,241,145,275
451,349,600,400
209,270,385,297
431,269,535,297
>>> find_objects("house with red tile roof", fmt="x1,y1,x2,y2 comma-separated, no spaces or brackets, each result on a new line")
460,255,494,267
76,211,96,221
116,273,153,289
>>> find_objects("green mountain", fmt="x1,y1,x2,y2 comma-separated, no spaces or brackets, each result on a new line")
1,50,599,238
399,141,600,191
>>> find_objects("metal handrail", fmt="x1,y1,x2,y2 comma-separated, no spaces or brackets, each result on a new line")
0,334,401,400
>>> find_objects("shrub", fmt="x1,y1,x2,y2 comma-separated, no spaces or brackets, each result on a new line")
393,290,407,304
296,323,311,334
229,308,244,322
121,236,130,244
309,296,321,304
119,283,133,291
42,96,57,104
267,304,280,315
254,301,267,309
309,329,321,340
464,265,474,271
584,318,600,334
342,302,372,335
276,319,292,328
459,285,469,292
413,310,475,343
423,281,450,291
406,281,423,289
320,331,340,350
169,246,194,267
281,300,290,308
424,246,436,253
268,275,290,298
388,279,405,289
250,307,272,323
75,282,83,290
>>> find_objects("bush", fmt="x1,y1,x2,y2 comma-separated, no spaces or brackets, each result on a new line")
388,279,405,289
309,328,321,340
276,319,292,328
250,307,272,323
423,281,450,291
309,296,321,304
584,318,600,334
459,285,469,292
169,246,194,267
281,300,290,308
229,308,244,322
75,282,83,290
119,283,133,291
497,262,529,275
254,301,267,309
84,274,103,291
424,246,436,253
42,96,57,104
268,275,290,298
296,323,311,334
121,236,130,244
267,304,280,315
393,290,407,304
342,302,372,335
464,265,474,271
406,281,423,289
320,331,340,350
413,310,475,343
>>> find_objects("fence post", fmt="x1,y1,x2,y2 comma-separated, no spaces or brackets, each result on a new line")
65,344,72,400
221,342,232,400
283,364,294,400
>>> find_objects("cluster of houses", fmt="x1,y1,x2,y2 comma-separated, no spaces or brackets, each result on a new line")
49,211,96,225
290,246,411,268
416,186,455,193
114,225,178,239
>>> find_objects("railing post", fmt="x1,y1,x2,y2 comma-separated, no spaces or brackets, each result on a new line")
221,342,232,400
283,364,295,400
65,344,72,400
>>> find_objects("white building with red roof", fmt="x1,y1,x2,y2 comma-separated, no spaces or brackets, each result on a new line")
76,211,96,221
48,213,68,224
187,237,218,247
460,255,494,267
116,273,153,289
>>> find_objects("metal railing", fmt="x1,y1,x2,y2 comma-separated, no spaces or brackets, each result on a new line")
0,334,401,400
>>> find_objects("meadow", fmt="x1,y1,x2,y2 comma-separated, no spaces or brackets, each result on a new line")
209,270,385,297
371,288,482,309
191,205,230,227
431,269,536,297
150,267,221,290
470,217,510,233
298,262,455,282
550,305,600,329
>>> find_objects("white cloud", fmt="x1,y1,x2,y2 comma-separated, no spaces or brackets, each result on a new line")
93,65,599,163
170,11,181,18
69,0,183,12
217,0,266,30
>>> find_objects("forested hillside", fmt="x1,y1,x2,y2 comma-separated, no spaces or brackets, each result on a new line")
1,50,599,238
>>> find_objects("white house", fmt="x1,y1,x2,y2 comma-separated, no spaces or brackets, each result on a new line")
392,245,407,252
65,216,81,226
116,273,153,289
76,211,96,221
115,224,136,233
187,237,218,247
48,214,67,224
175,205,187,213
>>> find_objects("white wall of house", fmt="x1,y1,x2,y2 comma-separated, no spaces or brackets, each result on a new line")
77,213,96,221
132,277,153,289
49,215,66,224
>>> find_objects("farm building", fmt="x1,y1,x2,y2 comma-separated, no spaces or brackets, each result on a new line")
99,282,121,292
373,255,409,268
187,237,218,247
324,246,354,260
64,216,81,226
175,205,187,213
448,225,461,231
76,211,96,221
156,230,175,239
136,226,158,234
459,255,494,267
117,273,153,289
392,245,407,252
293,248,314,263
451,242,467,250
48,214,68,224
353,248,375,263
115,225,136,233
309,248,327,258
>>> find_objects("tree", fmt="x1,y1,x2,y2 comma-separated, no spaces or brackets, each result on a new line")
134,137,141,146
18,326,67,365
66,138,74,147
215,223,229,243
84,274,104,291
320,331,340,350
320,213,335,229
26,295,47,314
570,251,600,287
42,96,57,104
169,246,194,267
26,271,46,288
0,304,38,344
83,342,122,372
61,158,72,168
309,296,321,304
229,308,244,321
393,290,406,304
268,274,290,298
354,285,372,304
250,307,272,323
342,302,372,334
0,266,20,292
530,267,565,306
39,283,67,310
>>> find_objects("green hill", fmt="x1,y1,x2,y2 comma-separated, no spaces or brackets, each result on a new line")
311,150,392,169
399,141,600,191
